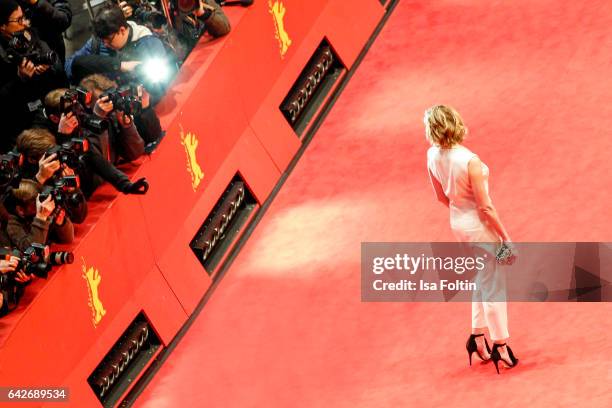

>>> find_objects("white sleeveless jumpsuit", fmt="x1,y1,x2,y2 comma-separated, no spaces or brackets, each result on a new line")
427,145,509,340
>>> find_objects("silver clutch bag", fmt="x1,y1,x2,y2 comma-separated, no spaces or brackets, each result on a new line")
495,242,514,263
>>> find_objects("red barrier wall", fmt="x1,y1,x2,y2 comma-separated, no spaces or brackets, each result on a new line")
0,1,386,406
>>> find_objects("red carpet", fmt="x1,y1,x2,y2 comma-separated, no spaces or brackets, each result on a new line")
136,1,612,406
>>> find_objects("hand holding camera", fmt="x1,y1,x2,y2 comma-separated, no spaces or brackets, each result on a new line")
0,257,19,275
17,58,36,79
35,153,61,185
0,256,30,283
95,95,114,117
34,64,50,75
0,256,30,285
120,61,142,73
101,85,143,116
194,0,216,18
54,208,66,226
119,0,134,18
58,112,79,135
13,271,32,284
9,31,58,79
35,194,56,222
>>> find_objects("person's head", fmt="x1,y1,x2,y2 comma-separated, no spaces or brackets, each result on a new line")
423,105,467,148
0,0,29,38
93,4,130,51
11,179,42,218
16,128,57,165
80,74,118,101
44,88,70,123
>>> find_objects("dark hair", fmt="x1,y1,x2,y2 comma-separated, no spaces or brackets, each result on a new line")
93,3,128,39
0,0,19,26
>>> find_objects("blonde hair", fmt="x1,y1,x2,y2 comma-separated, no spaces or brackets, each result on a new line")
12,179,42,207
16,128,57,159
424,105,467,148
44,88,70,116
80,74,118,93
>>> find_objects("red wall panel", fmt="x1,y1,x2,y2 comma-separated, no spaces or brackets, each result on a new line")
0,1,386,406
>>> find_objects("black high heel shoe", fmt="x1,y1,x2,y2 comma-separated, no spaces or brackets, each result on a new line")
490,343,519,374
466,333,491,365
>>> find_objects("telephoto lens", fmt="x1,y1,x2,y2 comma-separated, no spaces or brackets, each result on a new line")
28,51,58,66
49,251,75,266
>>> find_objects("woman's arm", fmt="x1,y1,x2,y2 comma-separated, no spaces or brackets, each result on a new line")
428,169,449,208
468,157,511,241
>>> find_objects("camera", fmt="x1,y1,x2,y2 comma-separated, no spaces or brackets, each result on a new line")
0,244,74,287
0,150,23,187
0,244,49,280
60,89,109,134
49,251,74,266
60,88,92,112
117,0,167,29
6,30,58,66
131,0,168,30
38,174,88,225
101,85,143,116
46,138,89,170
39,175,81,205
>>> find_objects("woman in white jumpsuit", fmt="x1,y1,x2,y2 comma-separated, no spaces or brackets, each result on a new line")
424,105,518,373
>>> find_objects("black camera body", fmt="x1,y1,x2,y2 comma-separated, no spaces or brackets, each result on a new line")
6,30,58,66
39,175,81,207
19,243,51,278
0,244,74,290
0,244,49,281
126,0,168,30
102,85,143,116
0,150,22,187
46,138,89,170
60,89,108,135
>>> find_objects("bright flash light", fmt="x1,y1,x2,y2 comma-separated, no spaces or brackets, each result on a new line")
141,58,170,83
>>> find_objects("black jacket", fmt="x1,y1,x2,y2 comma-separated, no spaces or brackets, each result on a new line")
22,0,72,62
0,30,67,153
30,110,134,198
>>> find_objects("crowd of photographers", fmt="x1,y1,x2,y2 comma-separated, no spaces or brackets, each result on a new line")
0,0,235,317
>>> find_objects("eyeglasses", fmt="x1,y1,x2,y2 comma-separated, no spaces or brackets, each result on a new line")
7,15,27,25
102,33,117,45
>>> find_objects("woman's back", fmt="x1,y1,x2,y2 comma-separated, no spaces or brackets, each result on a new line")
427,144,492,236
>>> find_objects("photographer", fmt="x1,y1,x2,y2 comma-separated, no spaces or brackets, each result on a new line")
172,0,230,49
31,90,149,197
65,3,174,104
6,178,74,252
0,0,67,151
120,0,187,64
80,74,161,155
16,128,88,224
117,0,231,63
18,0,72,62
0,255,31,317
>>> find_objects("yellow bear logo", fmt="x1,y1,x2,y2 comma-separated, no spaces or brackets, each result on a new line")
180,125,204,191
269,0,292,58
82,259,106,328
